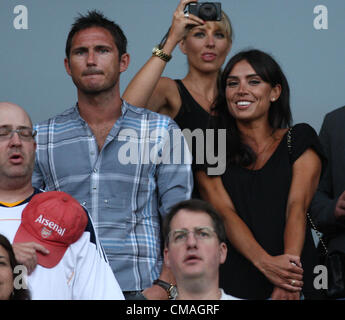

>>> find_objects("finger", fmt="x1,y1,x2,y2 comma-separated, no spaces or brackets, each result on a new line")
283,271,303,283
289,259,302,269
289,265,304,275
179,0,198,10
178,0,205,25
290,261,302,271
280,278,303,292
18,242,49,255
32,243,50,255
184,13,205,24
289,279,304,288
281,283,302,292
13,244,35,261
284,262,303,275
287,255,303,270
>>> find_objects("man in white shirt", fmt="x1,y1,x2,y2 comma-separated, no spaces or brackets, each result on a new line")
162,199,241,300
0,101,124,299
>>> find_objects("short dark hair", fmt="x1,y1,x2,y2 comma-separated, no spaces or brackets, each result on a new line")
0,234,31,300
162,199,227,247
212,49,292,166
65,10,127,61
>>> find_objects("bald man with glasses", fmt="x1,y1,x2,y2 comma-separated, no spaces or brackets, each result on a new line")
0,102,124,299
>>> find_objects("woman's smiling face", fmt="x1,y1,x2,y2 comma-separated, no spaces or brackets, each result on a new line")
225,59,281,123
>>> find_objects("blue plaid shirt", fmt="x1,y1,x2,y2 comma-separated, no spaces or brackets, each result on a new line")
32,101,193,291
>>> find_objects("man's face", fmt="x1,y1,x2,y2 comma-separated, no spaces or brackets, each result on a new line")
64,26,129,95
164,209,227,283
0,104,36,183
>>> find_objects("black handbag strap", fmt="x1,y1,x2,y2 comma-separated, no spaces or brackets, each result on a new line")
287,127,329,256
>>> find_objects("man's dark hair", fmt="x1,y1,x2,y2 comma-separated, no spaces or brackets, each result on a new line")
65,10,127,61
162,199,227,247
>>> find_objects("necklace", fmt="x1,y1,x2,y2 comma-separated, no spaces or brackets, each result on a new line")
250,134,277,170
186,83,216,111
256,136,276,156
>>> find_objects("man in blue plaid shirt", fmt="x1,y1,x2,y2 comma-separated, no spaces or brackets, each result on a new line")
32,11,192,300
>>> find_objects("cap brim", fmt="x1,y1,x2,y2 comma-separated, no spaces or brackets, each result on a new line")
13,224,68,269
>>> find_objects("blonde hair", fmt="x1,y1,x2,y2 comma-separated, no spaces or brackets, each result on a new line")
218,10,233,42
184,10,233,43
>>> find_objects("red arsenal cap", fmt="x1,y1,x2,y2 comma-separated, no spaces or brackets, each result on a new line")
13,191,88,268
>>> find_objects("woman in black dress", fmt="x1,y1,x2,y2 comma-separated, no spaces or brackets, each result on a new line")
197,49,324,299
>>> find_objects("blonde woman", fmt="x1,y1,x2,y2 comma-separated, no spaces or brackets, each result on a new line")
123,0,232,197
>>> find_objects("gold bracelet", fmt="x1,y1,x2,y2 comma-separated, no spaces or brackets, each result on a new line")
152,46,172,62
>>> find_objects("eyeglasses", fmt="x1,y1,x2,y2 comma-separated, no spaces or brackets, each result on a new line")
0,127,37,141
168,226,216,244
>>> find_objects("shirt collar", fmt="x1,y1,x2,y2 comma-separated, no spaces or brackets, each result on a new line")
74,101,128,121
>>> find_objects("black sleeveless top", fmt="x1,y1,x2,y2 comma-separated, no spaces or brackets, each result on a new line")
174,80,211,198
174,80,210,133
219,123,326,299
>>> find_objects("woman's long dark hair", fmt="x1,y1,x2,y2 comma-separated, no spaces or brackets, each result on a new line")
0,234,31,300
211,49,292,167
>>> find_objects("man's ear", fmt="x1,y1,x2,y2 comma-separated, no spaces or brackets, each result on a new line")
119,53,130,73
64,57,72,77
219,242,227,265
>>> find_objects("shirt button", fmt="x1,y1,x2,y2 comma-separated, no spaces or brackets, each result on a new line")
93,168,97,173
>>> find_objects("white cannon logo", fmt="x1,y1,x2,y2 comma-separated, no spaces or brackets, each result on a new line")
41,226,52,239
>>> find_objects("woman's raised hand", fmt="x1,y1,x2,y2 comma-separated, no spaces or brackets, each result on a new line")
167,0,205,45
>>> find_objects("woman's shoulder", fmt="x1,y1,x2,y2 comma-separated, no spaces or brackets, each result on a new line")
289,123,319,147
290,123,317,137
288,122,325,163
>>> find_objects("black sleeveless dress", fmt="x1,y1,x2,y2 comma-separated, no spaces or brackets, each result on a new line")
219,123,325,299
174,80,211,198
174,80,210,133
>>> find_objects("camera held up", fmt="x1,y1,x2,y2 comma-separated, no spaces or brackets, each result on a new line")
184,2,222,21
